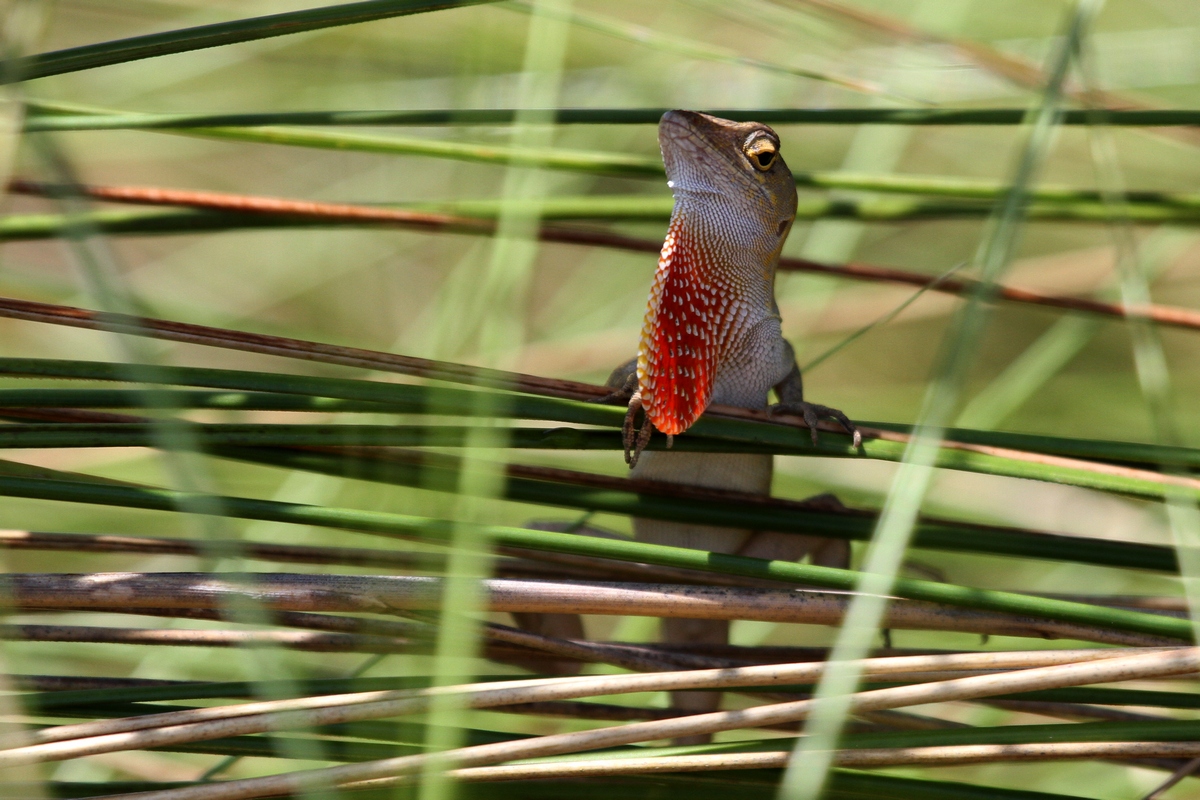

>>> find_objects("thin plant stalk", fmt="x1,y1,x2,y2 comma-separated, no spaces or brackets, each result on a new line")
72,648,1200,800
4,0,500,82
780,5,1097,796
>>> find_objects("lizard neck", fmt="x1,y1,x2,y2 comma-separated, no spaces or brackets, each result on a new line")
636,204,784,429
671,193,787,284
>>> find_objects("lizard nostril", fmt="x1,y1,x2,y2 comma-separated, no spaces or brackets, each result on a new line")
776,219,788,236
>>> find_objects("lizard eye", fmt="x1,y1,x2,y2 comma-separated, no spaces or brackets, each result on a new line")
743,135,779,172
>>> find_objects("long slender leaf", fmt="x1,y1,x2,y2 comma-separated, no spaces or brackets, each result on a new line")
3,358,1199,509
4,0,498,82
156,127,664,177
0,471,1187,639
22,676,1200,714
8,199,1200,247
25,104,1200,129
0,388,395,413
85,719,1200,762
214,443,1179,572
16,771,1100,800
12,388,1195,478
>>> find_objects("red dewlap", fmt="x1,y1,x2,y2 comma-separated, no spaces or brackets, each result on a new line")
640,222,731,436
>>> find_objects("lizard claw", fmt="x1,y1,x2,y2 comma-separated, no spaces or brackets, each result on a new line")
594,370,638,405
622,391,654,468
770,401,862,448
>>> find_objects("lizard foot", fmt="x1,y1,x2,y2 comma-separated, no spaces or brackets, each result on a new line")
593,371,638,405
622,391,654,468
770,401,862,448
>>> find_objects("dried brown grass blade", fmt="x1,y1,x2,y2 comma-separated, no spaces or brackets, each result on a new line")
1,572,1175,647
87,648,1200,800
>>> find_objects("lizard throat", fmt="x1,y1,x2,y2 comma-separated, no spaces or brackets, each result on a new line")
637,219,751,435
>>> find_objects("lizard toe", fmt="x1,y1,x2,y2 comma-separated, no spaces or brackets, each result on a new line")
622,392,643,466
769,401,860,447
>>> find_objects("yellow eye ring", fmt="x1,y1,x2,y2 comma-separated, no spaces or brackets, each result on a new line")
743,136,779,172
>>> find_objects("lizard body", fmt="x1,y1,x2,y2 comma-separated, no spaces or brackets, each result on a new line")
611,111,858,733
514,112,858,739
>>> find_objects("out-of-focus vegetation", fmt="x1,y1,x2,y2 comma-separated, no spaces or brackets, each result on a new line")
5,1,1200,798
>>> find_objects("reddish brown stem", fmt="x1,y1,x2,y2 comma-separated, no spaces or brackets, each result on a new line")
10,179,1200,333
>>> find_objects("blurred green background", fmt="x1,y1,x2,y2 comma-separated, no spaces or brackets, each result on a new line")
5,0,1200,796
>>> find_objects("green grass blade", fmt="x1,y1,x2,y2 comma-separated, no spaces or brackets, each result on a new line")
229,443,1183,571
0,471,1187,639
5,0,498,82
14,773,1100,800
164,126,663,177
11,198,1200,246
3,358,1200,507
0,419,1170,569
19,104,1200,201
781,3,1101,796
26,104,1200,129
9,383,1200,474
0,388,396,413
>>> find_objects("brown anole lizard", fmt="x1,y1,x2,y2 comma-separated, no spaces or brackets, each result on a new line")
606,110,860,732
517,112,860,739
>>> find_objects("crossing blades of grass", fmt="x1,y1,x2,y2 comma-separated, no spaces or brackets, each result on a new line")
5,357,1200,512
0,469,1188,640
7,207,1200,333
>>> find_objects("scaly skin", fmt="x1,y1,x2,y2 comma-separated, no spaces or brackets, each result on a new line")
619,109,859,456
514,112,859,739
611,110,859,738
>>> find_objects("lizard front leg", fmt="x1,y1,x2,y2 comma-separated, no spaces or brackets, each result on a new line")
771,346,861,447
597,356,655,467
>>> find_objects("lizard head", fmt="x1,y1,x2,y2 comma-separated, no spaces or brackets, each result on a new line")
658,109,798,251
636,111,798,437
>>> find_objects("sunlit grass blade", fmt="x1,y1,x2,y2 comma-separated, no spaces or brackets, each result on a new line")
28,717,1200,766
4,0,499,82
0,388,396,413
119,128,664,176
